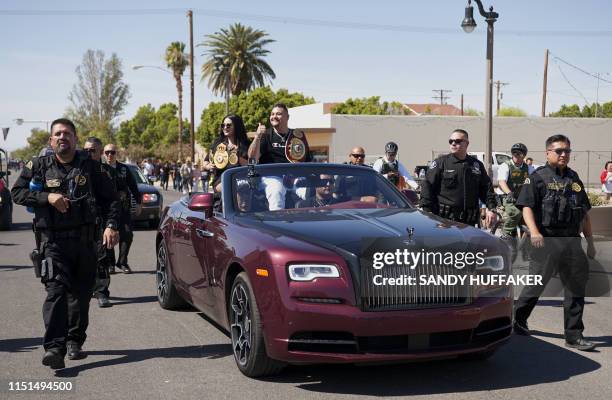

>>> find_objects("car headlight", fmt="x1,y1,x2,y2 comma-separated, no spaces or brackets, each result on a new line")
476,255,505,272
142,193,158,203
288,264,340,281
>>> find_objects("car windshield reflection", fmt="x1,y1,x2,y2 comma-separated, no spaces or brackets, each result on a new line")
230,165,408,214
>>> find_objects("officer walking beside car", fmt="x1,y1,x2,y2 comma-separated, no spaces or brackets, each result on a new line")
514,134,596,351
83,137,116,308
103,143,142,274
11,118,120,369
420,129,497,227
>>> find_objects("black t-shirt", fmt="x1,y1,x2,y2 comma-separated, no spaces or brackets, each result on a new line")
258,128,312,164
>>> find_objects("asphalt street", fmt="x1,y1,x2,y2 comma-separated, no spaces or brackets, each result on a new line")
1,188,611,400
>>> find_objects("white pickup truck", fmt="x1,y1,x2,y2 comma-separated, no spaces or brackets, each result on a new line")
468,152,512,187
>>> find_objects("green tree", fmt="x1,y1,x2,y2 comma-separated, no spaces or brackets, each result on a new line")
66,49,130,142
10,128,50,160
196,87,315,147
497,106,527,117
165,41,189,160
116,103,189,160
463,107,483,116
331,97,408,115
199,23,276,97
549,102,612,117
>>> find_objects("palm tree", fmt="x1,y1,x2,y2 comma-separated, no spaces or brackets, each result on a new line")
165,41,189,160
199,23,276,101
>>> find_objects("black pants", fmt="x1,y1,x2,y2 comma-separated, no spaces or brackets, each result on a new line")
41,235,96,353
515,237,589,341
116,209,133,267
93,225,111,298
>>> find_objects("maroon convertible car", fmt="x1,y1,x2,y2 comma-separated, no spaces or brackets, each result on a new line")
156,163,512,377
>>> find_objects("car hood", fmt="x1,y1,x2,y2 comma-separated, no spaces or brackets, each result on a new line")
238,208,503,257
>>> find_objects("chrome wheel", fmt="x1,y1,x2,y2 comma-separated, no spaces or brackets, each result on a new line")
230,283,252,366
156,243,168,302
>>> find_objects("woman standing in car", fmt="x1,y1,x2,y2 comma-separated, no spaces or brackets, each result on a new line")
203,114,249,193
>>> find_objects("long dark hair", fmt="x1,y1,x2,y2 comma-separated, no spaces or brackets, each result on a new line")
214,114,249,149
605,161,612,170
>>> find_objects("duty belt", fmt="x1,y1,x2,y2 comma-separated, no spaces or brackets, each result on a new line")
39,225,95,242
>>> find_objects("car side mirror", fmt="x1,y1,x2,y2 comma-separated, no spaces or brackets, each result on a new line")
188,193,214,218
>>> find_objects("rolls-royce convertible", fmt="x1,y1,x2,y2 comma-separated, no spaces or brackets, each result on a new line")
155,163,512,377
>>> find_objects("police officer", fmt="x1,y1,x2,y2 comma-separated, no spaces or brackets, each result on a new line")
498,143,532,257
373,142,418,190
420,129,497,227
346,147,367,166
83,137,116,307
11,118,120,369
103,143,142,274
514,134,596,351
247,103,312,210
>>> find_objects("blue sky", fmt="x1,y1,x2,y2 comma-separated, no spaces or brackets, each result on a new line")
1,0,611,151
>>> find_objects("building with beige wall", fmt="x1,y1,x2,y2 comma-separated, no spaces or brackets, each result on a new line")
288,103,612,188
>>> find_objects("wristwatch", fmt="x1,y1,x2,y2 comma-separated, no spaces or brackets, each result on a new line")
106,221,118,230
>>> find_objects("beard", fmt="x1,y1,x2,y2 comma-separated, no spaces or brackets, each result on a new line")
55,142,71,156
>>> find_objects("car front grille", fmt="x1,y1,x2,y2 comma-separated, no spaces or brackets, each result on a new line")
360,263,472,311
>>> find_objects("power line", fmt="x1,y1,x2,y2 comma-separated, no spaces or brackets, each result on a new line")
553,60,590,105
550,52,612,84
432,89,451,105
2,8,612,37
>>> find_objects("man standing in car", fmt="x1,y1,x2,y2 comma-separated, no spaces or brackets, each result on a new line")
103,144,141,274
247,103,312,210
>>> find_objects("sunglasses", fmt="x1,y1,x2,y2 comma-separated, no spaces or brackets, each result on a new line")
104,150,116,155
222,123,233,128
549,148,572,155
449,139,465,145
351,154,365,159
85,148,97,153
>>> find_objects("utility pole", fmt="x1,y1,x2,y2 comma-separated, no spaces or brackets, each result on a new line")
541,49,549,117
187,10,195,162
460,93,464,116
432,89,452,105
494,80,509,115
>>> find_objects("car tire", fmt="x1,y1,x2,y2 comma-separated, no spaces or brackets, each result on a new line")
149,218,160,229
156,240,188,310
229,272,286,377
0,206,11,231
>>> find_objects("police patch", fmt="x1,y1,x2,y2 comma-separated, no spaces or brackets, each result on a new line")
26,160,33,170
46,179,61,188
472,163,481,174
572,182,581,192
430,160,437,169
524,178,531,185
77,175,87,186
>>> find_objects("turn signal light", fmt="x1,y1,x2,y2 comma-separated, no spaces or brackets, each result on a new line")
256,268,269,277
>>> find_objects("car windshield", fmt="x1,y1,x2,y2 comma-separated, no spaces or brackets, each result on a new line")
229,165,409,214
127,165,148,184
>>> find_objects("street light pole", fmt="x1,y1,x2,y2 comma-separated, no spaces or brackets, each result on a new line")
14,118,51,133
461,0,498,178
188,10,196,162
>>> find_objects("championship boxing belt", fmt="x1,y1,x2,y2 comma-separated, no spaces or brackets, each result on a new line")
284,129,309,163
212,143,229,169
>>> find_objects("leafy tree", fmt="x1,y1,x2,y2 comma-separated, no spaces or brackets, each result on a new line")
199,23,276,97
66,49,130,143
497,106,527,117
196,87,315,147
165,41,189,160
116,103,189,160
10,128,50,160
549,102,612,117
331,97,409,115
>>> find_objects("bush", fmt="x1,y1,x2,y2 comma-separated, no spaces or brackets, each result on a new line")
587,191,606,206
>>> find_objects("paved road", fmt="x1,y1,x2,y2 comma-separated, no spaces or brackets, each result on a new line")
1,188,611,400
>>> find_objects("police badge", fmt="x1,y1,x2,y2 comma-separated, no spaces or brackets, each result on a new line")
572,182,582,192
213,143,229,169
284,130,309,163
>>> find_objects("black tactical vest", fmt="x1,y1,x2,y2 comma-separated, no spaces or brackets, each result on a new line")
33,152,98,230
537,166,584,236
379,159,400,186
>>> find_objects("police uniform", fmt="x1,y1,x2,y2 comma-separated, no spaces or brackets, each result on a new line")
93,163,118,303
205,137,249,191
419,153,496,225
11,151,120,360
500,159,530,237
514,163,591,342
107,161,141,271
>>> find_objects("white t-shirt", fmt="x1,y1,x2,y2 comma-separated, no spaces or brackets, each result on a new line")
372,157,418,190
603,171,612,193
